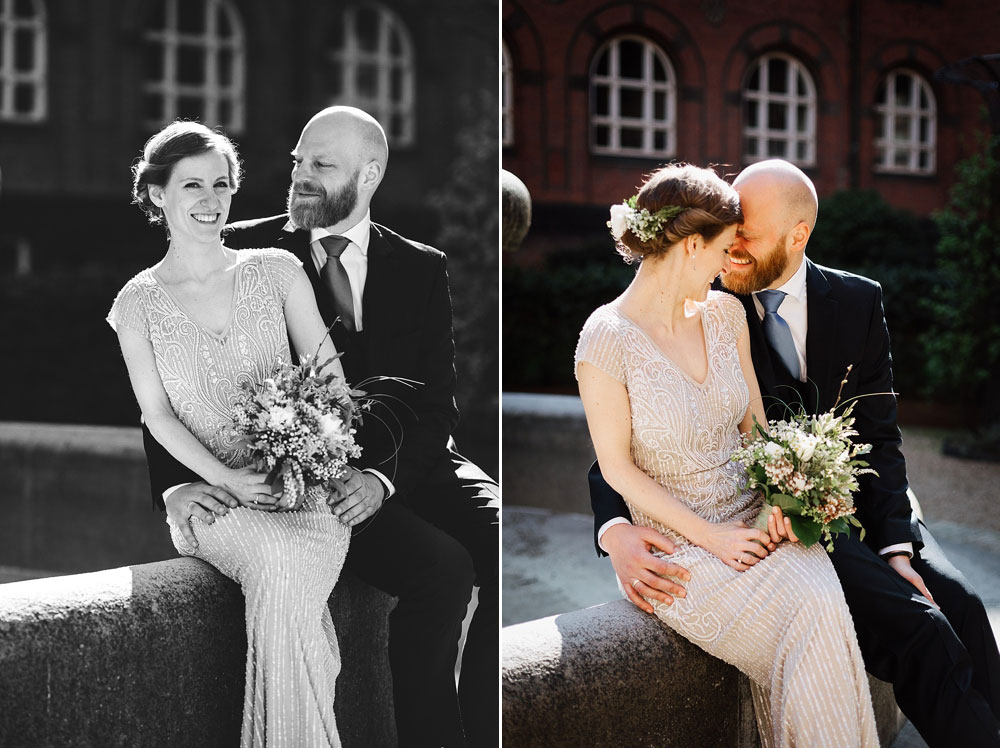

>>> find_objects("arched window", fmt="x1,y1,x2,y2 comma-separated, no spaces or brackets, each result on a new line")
502,42,513,146
329,4,415,147
742,53,816,166
874,69,936,174
142,0,245,132
590,36,676,157
0,0,46,122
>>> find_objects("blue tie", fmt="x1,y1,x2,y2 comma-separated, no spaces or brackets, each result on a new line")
757,290,801,380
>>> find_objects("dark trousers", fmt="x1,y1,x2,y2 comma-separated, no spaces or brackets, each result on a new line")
830,524,1000,747
343,453,499,748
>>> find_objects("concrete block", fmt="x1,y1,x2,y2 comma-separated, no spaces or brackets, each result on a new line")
0,558,395,748
502,600,904,748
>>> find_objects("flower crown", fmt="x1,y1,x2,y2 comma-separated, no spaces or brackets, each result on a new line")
607,196,685,243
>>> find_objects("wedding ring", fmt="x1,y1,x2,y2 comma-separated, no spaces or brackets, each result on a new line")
631,578,642,589
742,553,750,565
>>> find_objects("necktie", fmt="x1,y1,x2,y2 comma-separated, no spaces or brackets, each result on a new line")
757,289,801,380
319,235,356,333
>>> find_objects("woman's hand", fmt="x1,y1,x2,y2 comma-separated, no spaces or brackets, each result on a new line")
694,520,773,571
766,505,801,544
216,466,282,510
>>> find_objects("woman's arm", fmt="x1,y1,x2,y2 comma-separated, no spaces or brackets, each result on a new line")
117,326,272,504
736,325,768,435
283,268,345,379
577,360,771,569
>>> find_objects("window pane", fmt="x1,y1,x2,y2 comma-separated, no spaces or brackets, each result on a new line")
594,124,609,147
216,4,233,38
391,113,405,140
593,85,609,116
894,114,910,141
219,48,233,87
894,74,912,106
391,66,404,100
653,91,665,120
746,65,760,91
768,101,786,130
355,8,380,52
177,1,205,34
14,83,34,113
620,127,643,149
796,104,808,133
144,43,164,81
330,62,343,97
745,99,758,129
744,136,758,157
177,95,203,120
594,49,609,77
389,28,403,56
147,0,166,31
767,57,788,93
619,40,643,80
652,55,666,82
767,138,786,157
919,86,929,109
177,44,206,85
619,88,643,119
796,71,807,96
894,150,909,167
654,130,666,151
919,116,929,143
14,0,36,18
919,150,929,169
797,140,807,161
14,28,35,71
218,98,232,125
143,92,164,122
356,62,378,96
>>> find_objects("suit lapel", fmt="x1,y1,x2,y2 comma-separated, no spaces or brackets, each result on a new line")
362,224,396,337
804,260,839,414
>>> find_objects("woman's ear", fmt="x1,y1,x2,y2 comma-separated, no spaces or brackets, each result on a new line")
683,233,701,257
148,184,165,207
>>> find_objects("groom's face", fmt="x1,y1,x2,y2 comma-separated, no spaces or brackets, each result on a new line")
287,123,363,230
720,183,790,295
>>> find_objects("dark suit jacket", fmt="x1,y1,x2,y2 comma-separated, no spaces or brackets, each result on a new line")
143,214,461,508
590,259,922,554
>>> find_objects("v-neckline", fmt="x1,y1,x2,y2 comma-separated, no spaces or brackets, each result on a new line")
609,303,713,388
151,256,243,341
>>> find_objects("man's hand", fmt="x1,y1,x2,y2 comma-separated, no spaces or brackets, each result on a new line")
329,468,386,526
887,554,939,610
164,482,238,550
602,524,691,614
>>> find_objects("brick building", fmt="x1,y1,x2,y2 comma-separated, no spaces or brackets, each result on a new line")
502,0,1000,256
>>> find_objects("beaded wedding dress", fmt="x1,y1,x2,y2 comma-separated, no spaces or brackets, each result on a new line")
576,291,877,748
108,247,349,748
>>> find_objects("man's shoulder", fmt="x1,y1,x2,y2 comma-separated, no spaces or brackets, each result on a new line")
371,222,446,265
811,261,882,298
224,214,290,248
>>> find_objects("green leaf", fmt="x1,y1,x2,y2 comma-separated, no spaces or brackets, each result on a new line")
828,518,848,535
769,494,802,514
788,515,823,547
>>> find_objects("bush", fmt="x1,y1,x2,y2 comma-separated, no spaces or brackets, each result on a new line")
806,190,939,399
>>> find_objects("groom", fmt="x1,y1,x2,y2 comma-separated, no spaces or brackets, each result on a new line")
590,159,1000,747
144,106,498,748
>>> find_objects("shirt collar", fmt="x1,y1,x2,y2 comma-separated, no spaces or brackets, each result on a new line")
310,210,371,256
761,254,808,303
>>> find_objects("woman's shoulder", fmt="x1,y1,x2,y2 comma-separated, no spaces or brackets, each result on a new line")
238,246,303,268
706,289,747,322
114,266,157,298
581,303,625,332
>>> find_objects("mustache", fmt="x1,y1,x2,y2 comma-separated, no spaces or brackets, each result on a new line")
291,180,327,197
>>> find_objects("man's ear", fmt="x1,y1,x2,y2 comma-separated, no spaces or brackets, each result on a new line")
787,220,810,254
359,160,383,192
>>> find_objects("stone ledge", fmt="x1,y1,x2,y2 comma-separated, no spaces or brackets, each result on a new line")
0,558,396,748
503,600,905,748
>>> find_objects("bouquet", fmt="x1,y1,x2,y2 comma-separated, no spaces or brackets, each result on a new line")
731,368,877,551
232,349,367,510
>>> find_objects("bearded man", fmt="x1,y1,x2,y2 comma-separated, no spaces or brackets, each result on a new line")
142,107,499,748
589,160,1000,747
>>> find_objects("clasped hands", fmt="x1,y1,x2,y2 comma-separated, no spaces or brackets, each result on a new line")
605,506,799,615
164,465,386,549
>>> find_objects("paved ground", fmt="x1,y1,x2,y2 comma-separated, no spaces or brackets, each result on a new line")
503,427,1000,748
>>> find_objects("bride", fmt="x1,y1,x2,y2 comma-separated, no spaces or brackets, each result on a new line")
107,121,348,748
575,163,877,747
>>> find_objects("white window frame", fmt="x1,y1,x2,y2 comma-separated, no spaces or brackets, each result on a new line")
502,42,513,146
0,0,47,122
742,53,816,167
874,69,936,175
589,35,676,157
330,4,415,147
142,0,245,132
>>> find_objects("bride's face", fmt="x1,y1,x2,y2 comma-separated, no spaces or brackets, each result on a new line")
151,150,233,244
701,224,737,282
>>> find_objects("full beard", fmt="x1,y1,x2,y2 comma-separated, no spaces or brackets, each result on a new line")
721,234,789,295
286,173,359,230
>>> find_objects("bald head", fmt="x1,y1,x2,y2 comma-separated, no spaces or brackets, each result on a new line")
301,106,389,174
733,159,818,231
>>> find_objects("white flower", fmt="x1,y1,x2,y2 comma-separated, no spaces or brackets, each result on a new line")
608,203,630,239
267,404,296,429
318,412,345,444
763,441,784,459
793,434,820,462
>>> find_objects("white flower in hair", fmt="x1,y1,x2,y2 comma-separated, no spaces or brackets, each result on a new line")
608,204,629,240
606,196,685,244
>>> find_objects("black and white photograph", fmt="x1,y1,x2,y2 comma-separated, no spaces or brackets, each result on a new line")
0,2,499,747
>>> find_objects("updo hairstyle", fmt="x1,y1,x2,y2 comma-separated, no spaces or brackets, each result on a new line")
131,120,243,225
617,163,742,263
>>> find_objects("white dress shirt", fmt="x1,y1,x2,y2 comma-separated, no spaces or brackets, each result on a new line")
599,256,911,558
164,210,396,504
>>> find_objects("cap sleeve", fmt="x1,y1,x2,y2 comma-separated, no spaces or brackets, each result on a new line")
258,247,304,304
106,278,149,339
574,309,626,384
710,291,748,345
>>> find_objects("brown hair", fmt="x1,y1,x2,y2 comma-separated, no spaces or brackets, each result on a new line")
617,163,742,263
